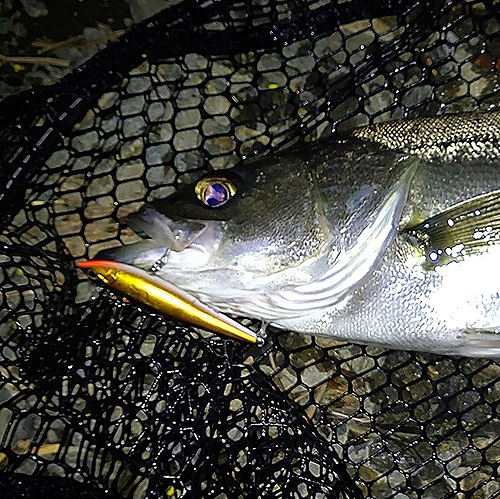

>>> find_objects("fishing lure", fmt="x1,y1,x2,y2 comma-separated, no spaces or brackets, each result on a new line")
77,260,257,343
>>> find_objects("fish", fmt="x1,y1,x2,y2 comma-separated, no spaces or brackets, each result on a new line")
97,111,500,358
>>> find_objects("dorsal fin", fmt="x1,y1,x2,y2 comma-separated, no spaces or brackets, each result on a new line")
405,190,500,268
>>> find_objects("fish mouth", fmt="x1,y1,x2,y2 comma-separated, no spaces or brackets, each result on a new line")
160,217,223,270
98,206,224,270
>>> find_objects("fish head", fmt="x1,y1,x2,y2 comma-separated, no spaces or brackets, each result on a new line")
114,151,332,295
102,139,418,320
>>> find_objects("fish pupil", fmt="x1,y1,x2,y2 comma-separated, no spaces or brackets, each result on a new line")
204,183,229,207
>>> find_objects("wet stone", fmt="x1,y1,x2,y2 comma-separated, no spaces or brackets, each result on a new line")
173,150,205,172
74,109,96,131
347,434,381,464
185,71,207,87
127,76,152,94
470,75,497,99
122,115,147,138
402,85,433,108
314,377,349,405
485,441,500,464
436,431,469,461
231,68,255,84
120,138,144,159
156,63,185,82
98,92,119,111
84,218,119,243
257,71,287,90
120,95,146,116
173,129,202,151
234,122,266,140
177,88,202,109
139,335,157,357
300,361,333,388
257,53,282,71
471,420,500,450
272,366,298,391
204,137,236,155
203,95,231,115
115,180,147,203
7,268,29,287
484,16,500,36
239,136,270,157
86,175,114,197
231,83,259,102
54,213,82,236
403,379,434,403
129,61,150,76
45,149,70,170
148,123,173,144
211,59,234,77
175,108,202,130
204,77,229,95
145,144,172,166
100,116,119,133
19,293,34,314
361,453,396,483
0,321,17,342
208,153,239,170
448,448,483,478
102,134,120,153
285,54,316,76
314,32,343,58
202,116,231,136
365,89,395,115
72,156,93,172
342,355,376,376
372,15,398,35
473,362,500,389
147,101,174,122
427,359,462,381
330,96,360,122
116,160,145,181
454,40,478,63
282,39,312,59
348,30,375,57
71,131,99,153
63,236,86,257
152,84,172,100
184,53,208,71
461,403,492,431
290,76,316,95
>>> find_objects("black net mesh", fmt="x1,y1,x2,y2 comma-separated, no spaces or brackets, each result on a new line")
1,0,500,497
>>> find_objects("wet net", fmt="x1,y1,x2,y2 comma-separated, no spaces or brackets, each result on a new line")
1,0,500,497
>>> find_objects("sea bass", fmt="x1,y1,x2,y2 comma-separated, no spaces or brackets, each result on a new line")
99,112,500,357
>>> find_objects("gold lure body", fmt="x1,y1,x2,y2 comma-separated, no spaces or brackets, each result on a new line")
77,260,257,344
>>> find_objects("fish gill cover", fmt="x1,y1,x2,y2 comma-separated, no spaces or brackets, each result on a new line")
0,0,500,498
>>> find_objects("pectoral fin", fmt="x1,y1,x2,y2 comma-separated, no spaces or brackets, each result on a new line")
405,190,500,268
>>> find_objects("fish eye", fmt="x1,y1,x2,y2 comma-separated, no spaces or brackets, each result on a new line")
195,177,237,207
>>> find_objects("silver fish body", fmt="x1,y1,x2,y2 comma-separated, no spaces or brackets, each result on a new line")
103,112,500,357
